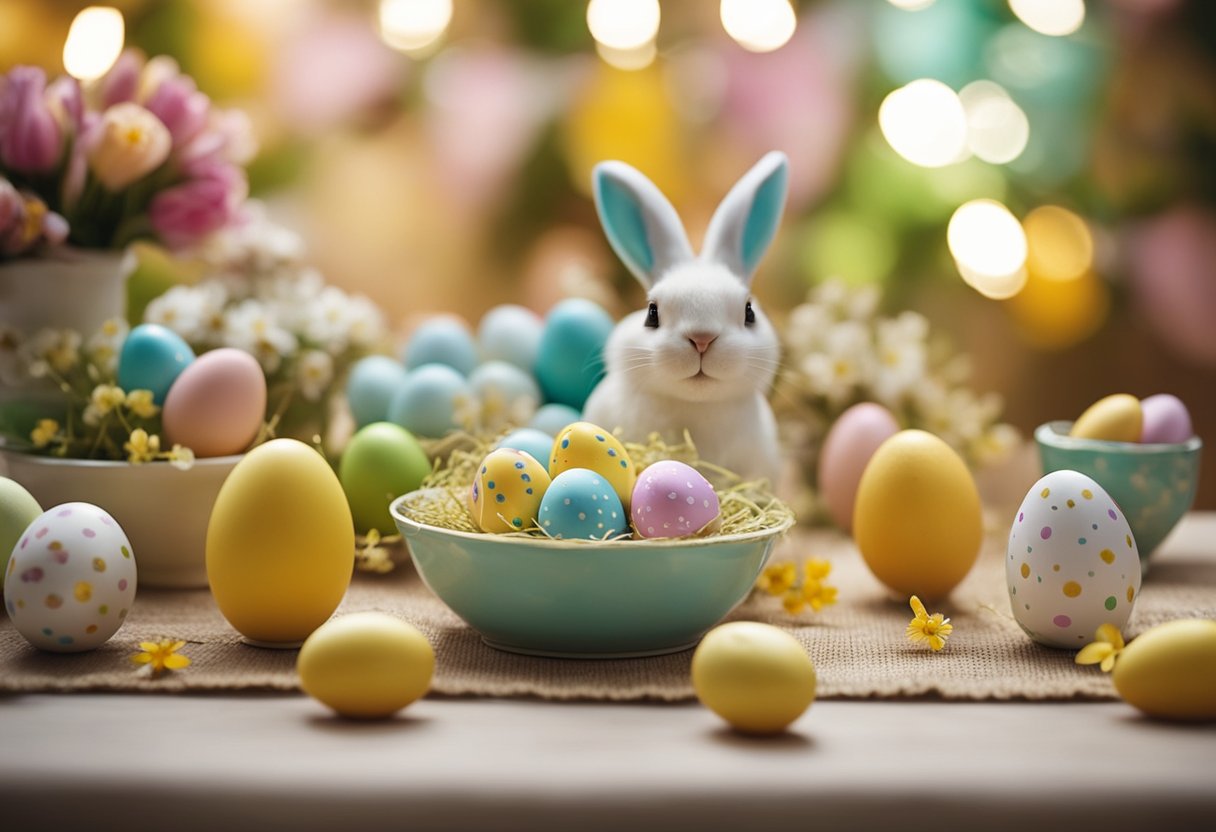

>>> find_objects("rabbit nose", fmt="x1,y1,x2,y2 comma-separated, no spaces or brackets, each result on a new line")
687,333,718,354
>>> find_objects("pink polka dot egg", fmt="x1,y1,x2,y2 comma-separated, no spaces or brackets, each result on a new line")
3,502,137,653
631,461,721,540
1006,470,1140,649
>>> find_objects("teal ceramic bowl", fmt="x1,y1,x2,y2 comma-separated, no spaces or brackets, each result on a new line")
1035,421,1202,571
391,488,793,658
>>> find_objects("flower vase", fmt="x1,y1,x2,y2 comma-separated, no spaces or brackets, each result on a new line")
0,247,134,406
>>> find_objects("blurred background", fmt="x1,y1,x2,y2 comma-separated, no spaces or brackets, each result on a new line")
3,0,1214,507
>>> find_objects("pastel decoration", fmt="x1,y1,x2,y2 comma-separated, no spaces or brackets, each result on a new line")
469,448,552,534
817,402,900,533
496,428,555,473
1006,470,1140,649
477,304,544,371
346,355,409,428
468,361,541,429
117,323,195,404
0,477,42,591
388,363,472,438
1113,619,1216,722
162,347,267,458
538,469,627,541
339,422,431,534
549,421,636,513
1139,394,1193,444
529,403,582,437
630,461,720,539
1070,394,1142,442
3,502,137,653
532,298,614,410
402,317,478,377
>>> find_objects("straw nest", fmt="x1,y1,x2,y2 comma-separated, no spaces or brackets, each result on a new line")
404,430,795,541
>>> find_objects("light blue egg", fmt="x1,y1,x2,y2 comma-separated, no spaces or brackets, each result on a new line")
117,324,196,404
469,361,541,418
496,428,555,473
388,364,472,438
402,318,478,376
477,304,543,370
533,298,613,410
538,468,627,541
346,355,408,428
529,403,581,437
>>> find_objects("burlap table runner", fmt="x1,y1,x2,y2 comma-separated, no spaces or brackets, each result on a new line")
3,527,1213,700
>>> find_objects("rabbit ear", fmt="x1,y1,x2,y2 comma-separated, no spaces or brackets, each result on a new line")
700,151,789,285
593,161,694,289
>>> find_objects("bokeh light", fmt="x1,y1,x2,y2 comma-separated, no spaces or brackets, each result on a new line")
1009,0,1086,38
596,40,657,71
587,0,661,52
887,0,936,10
948,199,1028,298
720,0,797,54
1023,205,1093,282
959,80,1029,165
1006,268,1109,349
378,0,453,55
63,6,124,81
878,79,969,168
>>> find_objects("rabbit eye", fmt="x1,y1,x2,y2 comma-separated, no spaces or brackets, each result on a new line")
645,302,660,328
744,301,756,326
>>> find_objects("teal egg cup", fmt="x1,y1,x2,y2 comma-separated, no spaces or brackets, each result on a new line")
1035,421,1202,572
391,488,793,658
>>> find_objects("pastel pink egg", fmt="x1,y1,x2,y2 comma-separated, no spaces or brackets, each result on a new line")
818,402,900,533
630,461,719,539
1140,394,1193,444
163,348,267,458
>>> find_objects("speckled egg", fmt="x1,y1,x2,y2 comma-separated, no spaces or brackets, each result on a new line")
470,448,552,533
549,421,635,513
631,461,720,539
1007,470,1141,649
538,469,627,540
3,502,137,653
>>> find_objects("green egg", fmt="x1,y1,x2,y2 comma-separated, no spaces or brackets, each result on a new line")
0,477,43,592
338,423,431,535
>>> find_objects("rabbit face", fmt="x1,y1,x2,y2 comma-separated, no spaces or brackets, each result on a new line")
611,262,780,404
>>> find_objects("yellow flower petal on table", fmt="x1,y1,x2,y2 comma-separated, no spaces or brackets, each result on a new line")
757,562,797,596
131,638,192,677
906,595,953,652
804,558,832,581
782,589,805,615
1076,624,1125,673
803,581,838,612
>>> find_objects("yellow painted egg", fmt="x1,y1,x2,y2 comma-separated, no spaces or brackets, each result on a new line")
206,439,355,646
469,448,552,533
1070,394,1143,442
1112,619,1216,721
691,622,816,734
853,430,983,600
297,612,434,719
549,421,636,512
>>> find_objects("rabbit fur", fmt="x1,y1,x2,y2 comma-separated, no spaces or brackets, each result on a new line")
583,152,788,484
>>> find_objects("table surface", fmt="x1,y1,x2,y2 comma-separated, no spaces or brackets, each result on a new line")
3,516,1215,832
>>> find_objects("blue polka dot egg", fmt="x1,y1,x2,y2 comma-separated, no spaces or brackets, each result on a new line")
549,422,636,513
469,448,551,533
539,469,628,541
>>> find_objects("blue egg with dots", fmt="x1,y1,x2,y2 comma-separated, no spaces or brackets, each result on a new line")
388,363,472,438
496,428,556,473
346,355,408,427
402,317,479,376
117,324,195,404
539,469,628,541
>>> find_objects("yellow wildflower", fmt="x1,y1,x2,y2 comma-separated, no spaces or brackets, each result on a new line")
906,595,954,652
125,389,159,419
123,428,160,463
782,589,805,614
83,384,127,426
167,444,195,471
31,418,60,448
131,639,191,677
1075,623,1125,673
756,561,797,596
355,528,395,575
800,559,839,611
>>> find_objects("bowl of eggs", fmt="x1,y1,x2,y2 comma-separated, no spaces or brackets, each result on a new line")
1036,393,1203,570
390,422,794,658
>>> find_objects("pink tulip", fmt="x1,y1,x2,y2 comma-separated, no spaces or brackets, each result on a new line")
178,108,257,175
0,67,63,173
45,76,84,134
148,161,247,249
99,50,143,108
145,74,210,146
0,178,21,236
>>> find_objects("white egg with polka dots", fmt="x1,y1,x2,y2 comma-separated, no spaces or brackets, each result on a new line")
1007,471,1140,649
3,502,137,653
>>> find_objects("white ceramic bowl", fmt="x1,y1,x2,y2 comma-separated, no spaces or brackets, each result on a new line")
0,450,240,588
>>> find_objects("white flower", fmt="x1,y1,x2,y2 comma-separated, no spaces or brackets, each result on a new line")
970,422,1021,466
843,283,881,322
85,317,129,375
797,320,874,406
20,328,82,375
304,286,356,354
144,285,214,344
296,349,334,402
345,294,387,350
872,311,929,407
223,299,297,373
784,303,832,355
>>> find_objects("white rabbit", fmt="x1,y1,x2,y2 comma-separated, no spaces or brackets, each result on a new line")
583,152,788,485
